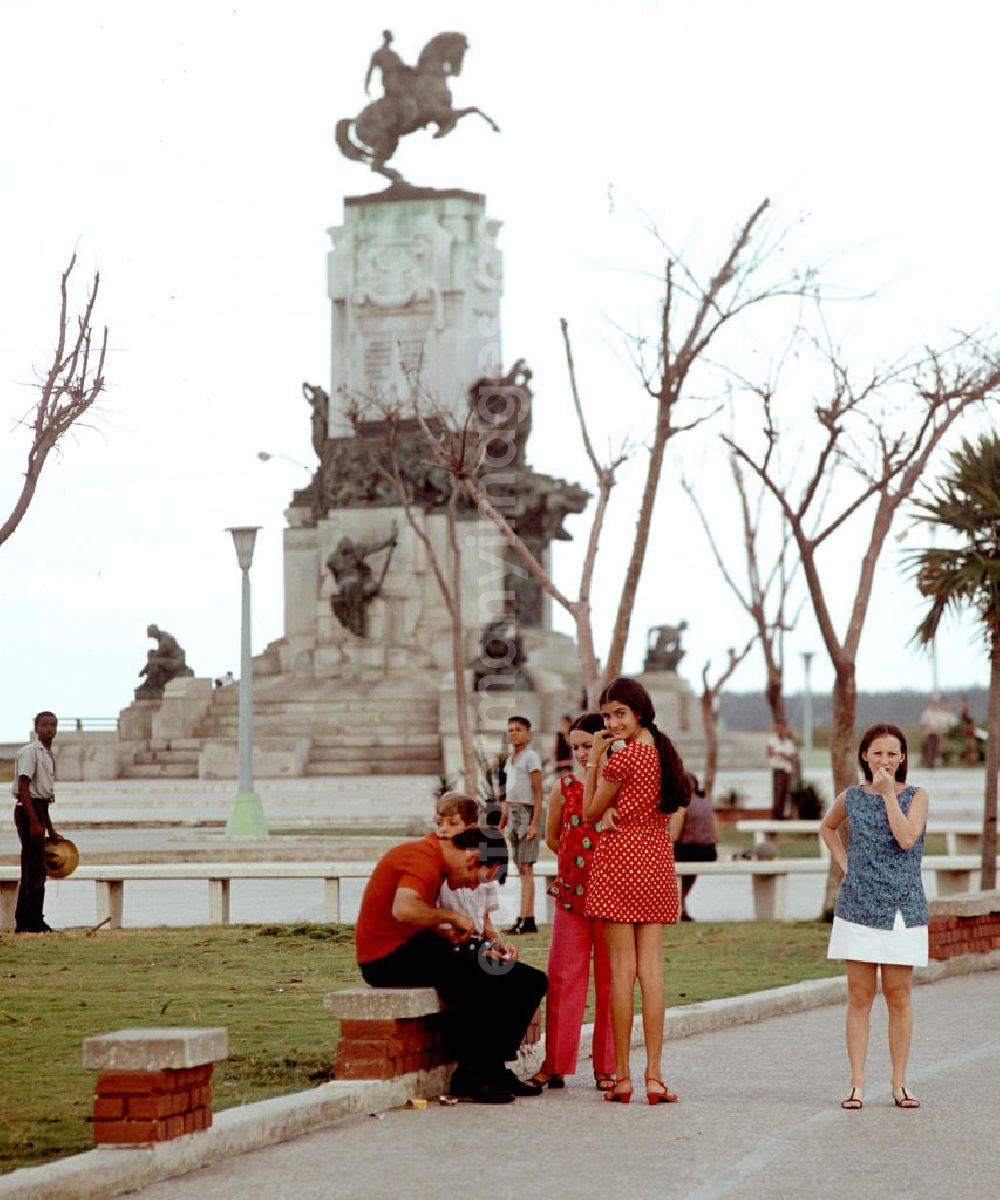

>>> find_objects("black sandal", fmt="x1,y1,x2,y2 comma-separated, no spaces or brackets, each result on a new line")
893,1086,920,1109
840,1086,863,1110
529,1072,565,1089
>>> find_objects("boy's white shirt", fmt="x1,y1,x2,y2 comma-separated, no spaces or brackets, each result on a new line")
438,878,500,935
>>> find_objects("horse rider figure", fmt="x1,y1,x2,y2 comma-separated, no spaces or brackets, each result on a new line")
364,31,420,128
336,30,499,186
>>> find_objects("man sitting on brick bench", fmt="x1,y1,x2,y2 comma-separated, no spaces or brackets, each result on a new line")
355,825,548,1105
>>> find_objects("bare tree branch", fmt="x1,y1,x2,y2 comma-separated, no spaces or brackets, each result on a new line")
1,255,108,548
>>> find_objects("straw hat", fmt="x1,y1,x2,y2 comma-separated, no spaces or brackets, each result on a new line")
44,838,80,879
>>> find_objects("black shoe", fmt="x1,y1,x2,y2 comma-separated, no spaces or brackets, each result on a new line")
503,919,523,936
680,913,694,922
520,918,538,934
498,1069,544,1097
449,1069,514,1104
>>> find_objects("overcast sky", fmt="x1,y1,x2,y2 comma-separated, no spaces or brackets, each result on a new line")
2,0,999,741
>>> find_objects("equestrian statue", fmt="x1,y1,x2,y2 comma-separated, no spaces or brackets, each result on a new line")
336,30,499,185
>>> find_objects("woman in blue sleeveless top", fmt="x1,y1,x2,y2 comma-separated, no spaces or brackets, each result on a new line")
820,723,928,1112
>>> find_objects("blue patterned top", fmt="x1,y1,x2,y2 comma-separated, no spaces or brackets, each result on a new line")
834,784,928,929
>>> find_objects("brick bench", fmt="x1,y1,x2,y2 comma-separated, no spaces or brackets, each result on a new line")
928,889,1000,960
82,1027,227,1147
325,986,542,1082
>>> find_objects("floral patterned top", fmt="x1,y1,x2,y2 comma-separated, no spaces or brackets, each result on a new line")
547,774,602,916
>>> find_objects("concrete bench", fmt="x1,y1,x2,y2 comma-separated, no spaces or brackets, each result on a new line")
82,1026,227,1146
323,986,541,1083
737,818,995,857
534,859,832,921
0,862,376,931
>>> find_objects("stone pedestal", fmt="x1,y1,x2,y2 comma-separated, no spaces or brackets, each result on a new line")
326,188,502,436
636,671,694,736
118,700,158,742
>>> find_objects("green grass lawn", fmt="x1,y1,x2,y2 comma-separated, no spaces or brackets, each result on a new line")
0,919,838,1174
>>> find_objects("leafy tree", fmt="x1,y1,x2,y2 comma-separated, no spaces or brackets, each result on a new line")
907,432,1000,889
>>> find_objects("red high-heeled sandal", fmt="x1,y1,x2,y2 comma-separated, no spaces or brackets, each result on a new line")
604,1077,633,1103
645,1076,678,1105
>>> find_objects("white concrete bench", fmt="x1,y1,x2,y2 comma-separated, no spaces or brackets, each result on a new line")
0,862,375,931
737,818,995,857
2,853,982,931
533,859,830,921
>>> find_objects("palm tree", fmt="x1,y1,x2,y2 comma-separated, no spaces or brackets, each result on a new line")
906,432,1000,889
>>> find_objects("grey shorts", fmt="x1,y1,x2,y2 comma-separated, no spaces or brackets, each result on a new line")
506,804,539,866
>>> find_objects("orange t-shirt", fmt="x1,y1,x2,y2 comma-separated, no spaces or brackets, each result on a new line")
355,834,448,964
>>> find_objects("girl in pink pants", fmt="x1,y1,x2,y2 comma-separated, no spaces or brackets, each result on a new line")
531,713,616,1090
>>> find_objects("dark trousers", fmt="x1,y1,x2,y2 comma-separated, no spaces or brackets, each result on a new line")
771,769,792,820
14,802,48,932
360,930,547,1078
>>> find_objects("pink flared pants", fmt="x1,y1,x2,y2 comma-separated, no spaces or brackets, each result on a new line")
542,905,615,1077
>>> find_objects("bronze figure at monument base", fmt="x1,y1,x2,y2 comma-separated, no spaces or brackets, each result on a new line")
135,624,194,700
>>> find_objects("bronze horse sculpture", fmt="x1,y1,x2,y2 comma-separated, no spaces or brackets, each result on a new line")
336,31,499,185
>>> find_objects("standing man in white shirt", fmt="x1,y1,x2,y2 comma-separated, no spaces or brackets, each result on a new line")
12,711,62,933
501,716,543,935
765,721,799,821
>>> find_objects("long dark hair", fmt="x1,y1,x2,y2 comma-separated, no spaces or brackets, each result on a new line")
857,723,909,782
599,677,692,813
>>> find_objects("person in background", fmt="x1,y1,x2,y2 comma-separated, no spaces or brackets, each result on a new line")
959,699,978,767
919,698,941,769
531,712,616,1091
501,716,543,935
766,721,799,819
12,711,63,933
821,723,928,1112
670,773,719,922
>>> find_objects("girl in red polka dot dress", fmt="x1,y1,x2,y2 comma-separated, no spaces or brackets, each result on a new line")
584,676,692,1105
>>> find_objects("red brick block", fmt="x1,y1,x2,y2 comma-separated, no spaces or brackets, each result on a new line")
166,1116,185,1139
340,1019,407,1039
97,1070,170,1095
335,1045,395,1079
171,1090,191,1115
127,1094,174,1120
94,1119,164,1144
93,1096,125,1120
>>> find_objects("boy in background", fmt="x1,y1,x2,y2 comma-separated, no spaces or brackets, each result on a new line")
501,716,542,935
436,792,502,941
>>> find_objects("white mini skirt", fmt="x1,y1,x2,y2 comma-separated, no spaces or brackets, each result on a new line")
827,909,928,967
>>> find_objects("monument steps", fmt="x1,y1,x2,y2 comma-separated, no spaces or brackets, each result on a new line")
122,762,203,780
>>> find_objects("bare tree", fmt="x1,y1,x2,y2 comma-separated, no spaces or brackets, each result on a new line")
699,638,756,802
726,332,1000,908
415,320,629,708
345,402,481,794
682,447,807,734
603,199,813,679
1,255,108,547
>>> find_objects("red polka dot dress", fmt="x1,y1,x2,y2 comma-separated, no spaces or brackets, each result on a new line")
585,741,679,924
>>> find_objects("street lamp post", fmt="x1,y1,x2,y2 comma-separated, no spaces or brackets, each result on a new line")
800,651,815,772
226,526,268,837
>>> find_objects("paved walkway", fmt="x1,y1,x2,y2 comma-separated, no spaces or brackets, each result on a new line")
121,970,1000,1200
